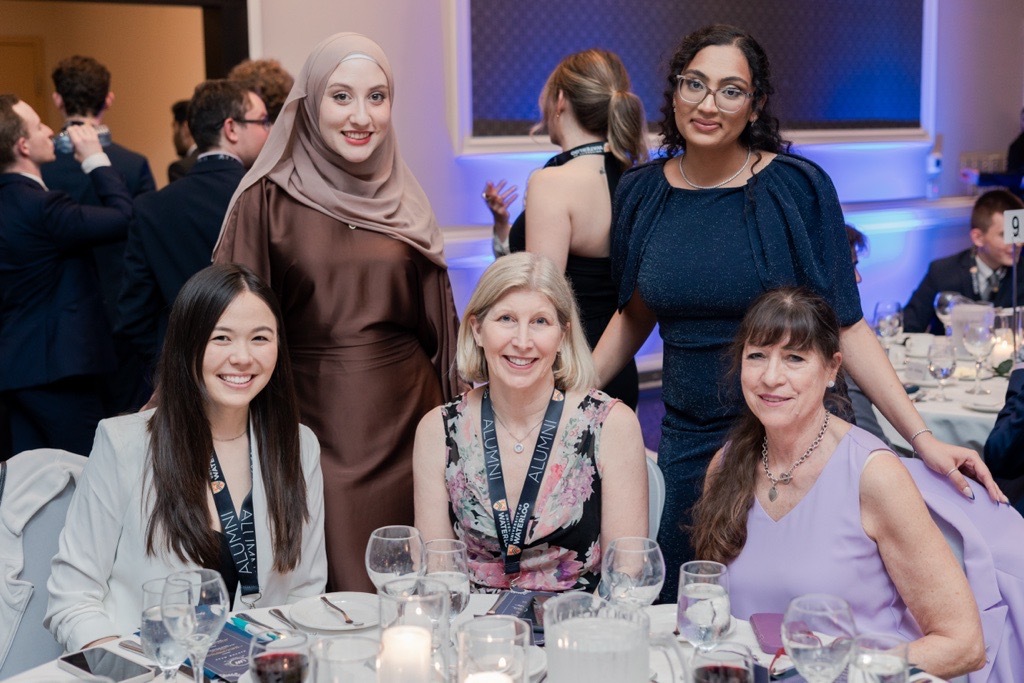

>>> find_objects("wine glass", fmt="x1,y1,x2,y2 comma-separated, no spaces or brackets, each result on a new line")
848,633,908,683
933,291,964,336
962,321,994,395
781,593,856,683
424,538,470,626
927,338,957,402
365,525,425,592
162,568,229,683
311,636,379,683
691,641,755,683
873,301,903,359
597,536,665,608
676,560,730,650
249,628,311,683
141,578,189,681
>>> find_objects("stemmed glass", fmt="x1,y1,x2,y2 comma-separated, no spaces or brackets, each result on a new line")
873,301,903,359
249,628,311,683
141,578,189,681
365,525,426,592
781,594,856,683
676,560,731,650
927,338,957,402
848,633,908,683
424,538,470,626
161,568,229,683
691,641,755,683
597,536,665,608
933,291,965,336
963,321,995,395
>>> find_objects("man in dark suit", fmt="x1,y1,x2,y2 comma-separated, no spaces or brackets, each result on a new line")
904,190,1024,334
0,95,132,456
41,55,156,414
984,366,1024,517
118,80,270,372
167,99,198,183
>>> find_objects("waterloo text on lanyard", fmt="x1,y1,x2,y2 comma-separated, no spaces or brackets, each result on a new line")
209,433,261,607
480,388,565,575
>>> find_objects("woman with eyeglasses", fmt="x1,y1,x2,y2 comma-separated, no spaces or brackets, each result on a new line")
592,24,1005,601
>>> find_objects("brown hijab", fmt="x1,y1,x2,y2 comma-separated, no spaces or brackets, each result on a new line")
214,32,446,267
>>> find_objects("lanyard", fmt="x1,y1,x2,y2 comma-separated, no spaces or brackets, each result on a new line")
480,388,565,574
544,142,607,168
209,432,261,608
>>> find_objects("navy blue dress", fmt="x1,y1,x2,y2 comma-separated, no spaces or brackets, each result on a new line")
611,154,863,601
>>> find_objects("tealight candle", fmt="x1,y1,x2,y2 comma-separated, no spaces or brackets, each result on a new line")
464,673,514,683
379,625,432,683
992,339,1014,368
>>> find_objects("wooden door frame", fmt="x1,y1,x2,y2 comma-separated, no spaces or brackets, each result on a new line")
40,0,248,78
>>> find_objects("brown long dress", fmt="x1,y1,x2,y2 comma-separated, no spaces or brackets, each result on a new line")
215,178,459,591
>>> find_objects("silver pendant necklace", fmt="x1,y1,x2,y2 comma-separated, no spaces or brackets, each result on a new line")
761,411,830,502
493,411,545,454
677,147,751,190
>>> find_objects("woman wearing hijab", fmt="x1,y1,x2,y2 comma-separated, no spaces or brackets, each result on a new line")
213,33,459,591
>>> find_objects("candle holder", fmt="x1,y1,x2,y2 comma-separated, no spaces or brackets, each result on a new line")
379,576,451,683
455,616,531,683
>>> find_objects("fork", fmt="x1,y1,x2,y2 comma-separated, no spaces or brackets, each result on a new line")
319,595,364,626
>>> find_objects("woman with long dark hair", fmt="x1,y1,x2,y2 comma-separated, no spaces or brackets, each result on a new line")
593,24,1003,600
46,264,326,651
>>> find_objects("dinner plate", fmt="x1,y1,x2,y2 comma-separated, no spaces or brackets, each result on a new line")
643,603,735,640
954,366,994,381
962,400,1003,413
288,592,380,631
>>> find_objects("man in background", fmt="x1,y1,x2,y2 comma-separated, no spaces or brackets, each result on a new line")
167,99,197,183
118,81,270,374
228,58,294,123
904,189,1024,333
0,95,131,456
42,55,156,414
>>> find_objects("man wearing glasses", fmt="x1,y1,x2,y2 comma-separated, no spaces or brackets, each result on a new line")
117,80,271,378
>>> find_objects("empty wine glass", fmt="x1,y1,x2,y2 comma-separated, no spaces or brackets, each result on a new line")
597,536,665,608
781,594,856,683
162,568,229,683
848,633,909,683
963,321,995,395
249,628,311,683
424,538,470,626
676,560,730,650
927,338,957,402
365,525,425,592
933,291,965,336
141,578,189,681
873,301,903,359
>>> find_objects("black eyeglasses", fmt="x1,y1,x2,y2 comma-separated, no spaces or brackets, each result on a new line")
235,116,272,129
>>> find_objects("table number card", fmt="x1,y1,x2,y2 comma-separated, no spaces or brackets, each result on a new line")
1003,209,1024,245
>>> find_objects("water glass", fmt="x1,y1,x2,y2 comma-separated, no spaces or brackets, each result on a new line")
140,578,188,680
310,636,378,683
161,568,229,683
927,338,957,402
781,593,856,683
366,525,426,591
249,628,310,683
962,321,994,395
455,616,530,683
544,593,650,683
597,536,665,608
676,560,731,649
691,641,755,683
425,538,471,625
933,291,966,336
874,302,904,359
848,633,909,683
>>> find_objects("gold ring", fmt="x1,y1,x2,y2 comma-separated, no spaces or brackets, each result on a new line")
945,466,958,477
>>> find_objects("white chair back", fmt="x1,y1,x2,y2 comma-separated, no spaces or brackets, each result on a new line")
645,451,665,538
0,449,86,677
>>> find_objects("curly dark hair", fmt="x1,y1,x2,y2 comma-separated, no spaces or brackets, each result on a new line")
228,59,294,123
52,55,111,117
659,24,787,159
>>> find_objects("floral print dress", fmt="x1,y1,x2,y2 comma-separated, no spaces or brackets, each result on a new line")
442,389,616,591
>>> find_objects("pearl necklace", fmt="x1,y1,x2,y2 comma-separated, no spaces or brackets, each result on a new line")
677,147,751,190
761,411,830,502
493,411,545,454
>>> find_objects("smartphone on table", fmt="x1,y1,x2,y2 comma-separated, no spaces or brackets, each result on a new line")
58,648,158,683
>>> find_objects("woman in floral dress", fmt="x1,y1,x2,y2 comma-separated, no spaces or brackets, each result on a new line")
413,253,648,591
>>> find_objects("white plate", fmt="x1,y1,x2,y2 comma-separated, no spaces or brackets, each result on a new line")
643,603,735,640
962,400,1003,413
528,645,546,679
288,592,379,631
238,673,252,683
